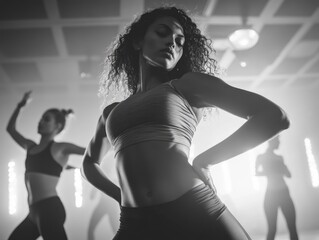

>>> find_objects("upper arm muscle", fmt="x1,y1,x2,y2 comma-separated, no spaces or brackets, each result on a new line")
8,130,35,150
175,72,281,120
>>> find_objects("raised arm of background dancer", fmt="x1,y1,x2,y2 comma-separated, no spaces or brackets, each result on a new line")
82,104,121,204
65,165,77,170
6,91,36,150
61,142,86,156
177,72,290,169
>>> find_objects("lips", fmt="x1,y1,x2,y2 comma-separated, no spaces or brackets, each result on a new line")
160,48,173,58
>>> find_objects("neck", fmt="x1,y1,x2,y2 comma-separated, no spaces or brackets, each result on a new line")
138,54,170,93
39,135,54,145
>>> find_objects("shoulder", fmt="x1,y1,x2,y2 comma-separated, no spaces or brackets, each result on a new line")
102,102,120,120
172,72,224,108
52,141,84,155
176,72,222,86
25,140,37,151
92,102,120,138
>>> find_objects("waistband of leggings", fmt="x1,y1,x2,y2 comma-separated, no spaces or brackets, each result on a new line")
29,196,61,208
120,183,211,213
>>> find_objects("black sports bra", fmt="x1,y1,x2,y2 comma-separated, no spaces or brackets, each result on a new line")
25,141,63,177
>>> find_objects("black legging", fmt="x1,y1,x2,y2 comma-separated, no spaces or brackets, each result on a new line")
113,184,251,240
264,188,298,240
8,196,67,240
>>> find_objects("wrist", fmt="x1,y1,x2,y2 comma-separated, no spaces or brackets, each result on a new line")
193,156,209,170
17,103,24,109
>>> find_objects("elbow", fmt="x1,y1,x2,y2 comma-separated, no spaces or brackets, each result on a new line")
81,155,99,182
81,156,92,180
277,108,290,131
6,125,13,134
6,126,15,137
269,107,290,132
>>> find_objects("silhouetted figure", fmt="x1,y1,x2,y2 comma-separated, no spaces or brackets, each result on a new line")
255,136,299,240
82,6,289,240
6,91,85,240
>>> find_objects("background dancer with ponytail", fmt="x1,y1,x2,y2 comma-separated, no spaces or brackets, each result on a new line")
7,91,85,240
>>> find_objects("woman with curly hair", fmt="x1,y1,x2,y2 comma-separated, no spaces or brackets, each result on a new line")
7,91,86,240
82,6,289,239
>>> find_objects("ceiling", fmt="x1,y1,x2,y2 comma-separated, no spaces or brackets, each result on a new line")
0,0,319,97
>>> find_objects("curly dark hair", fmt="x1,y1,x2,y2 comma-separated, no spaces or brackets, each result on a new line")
99,6,220,102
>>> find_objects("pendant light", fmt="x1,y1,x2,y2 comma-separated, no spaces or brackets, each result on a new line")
228,0,259,50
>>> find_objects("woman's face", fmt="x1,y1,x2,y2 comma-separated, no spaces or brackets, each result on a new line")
37,111,60,135
139,16,185,71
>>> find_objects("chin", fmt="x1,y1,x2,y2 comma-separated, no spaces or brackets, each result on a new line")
147,57,176,69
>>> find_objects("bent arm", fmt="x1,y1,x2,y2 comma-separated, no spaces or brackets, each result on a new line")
63,143,86,155
6,92,35,150
82,156,121,203
178,73,290,168
82,104,121,204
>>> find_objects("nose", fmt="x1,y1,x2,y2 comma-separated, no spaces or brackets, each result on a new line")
166,36,175,49
39,118,45,125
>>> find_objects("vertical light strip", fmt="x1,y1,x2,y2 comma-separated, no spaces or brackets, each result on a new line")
8,161,17,215
304,138,319,188
210,162,232,194
74,168,83,208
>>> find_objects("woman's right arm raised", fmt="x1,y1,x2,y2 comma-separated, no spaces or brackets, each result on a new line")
6,91,35,150
81,103,121,204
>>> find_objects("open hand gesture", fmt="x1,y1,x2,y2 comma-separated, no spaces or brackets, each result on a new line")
18,91,32,108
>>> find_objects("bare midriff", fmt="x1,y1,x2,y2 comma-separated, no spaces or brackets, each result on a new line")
25,172,59,205
267,175,288,191
116,141,203,207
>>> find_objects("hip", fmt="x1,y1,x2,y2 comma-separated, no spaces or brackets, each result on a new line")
115,184,227,239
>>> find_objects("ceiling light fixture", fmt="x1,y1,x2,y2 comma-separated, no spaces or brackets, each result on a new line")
228,28,259,50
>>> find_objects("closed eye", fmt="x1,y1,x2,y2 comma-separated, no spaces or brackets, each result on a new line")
156,24,185,46
176,38,184,47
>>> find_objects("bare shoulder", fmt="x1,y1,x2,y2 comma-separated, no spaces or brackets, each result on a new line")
90,102,120,138
102,102,120,120
173,72,224,108
178,72,222,85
